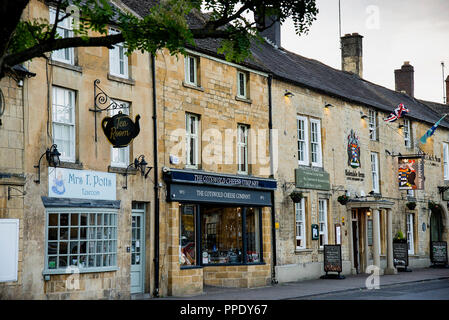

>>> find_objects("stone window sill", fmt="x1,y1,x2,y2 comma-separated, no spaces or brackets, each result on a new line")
107,73,135,86
295,249,313,254
59,161,83,170
235,96,252,104
182,81,204,92
49,60,82,73
108,166,137,175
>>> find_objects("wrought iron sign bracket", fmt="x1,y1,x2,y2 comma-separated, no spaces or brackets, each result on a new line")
90,79,129,142
438,186,449,194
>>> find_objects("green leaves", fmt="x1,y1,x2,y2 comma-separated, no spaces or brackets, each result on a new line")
4,0,318,72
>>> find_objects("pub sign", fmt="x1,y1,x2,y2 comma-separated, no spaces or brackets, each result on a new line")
398,156,424,190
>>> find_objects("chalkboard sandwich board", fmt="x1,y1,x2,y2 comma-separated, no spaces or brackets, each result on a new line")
393,239,411,272
320,244,345,279
430,241,448,268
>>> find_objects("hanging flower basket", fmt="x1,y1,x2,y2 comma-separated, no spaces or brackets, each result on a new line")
393,231,406,243
289,191,303,203
428,201,441,211
337,195,349,205
406,201,416,210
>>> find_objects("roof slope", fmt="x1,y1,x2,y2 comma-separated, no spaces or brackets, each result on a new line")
121,1,449,129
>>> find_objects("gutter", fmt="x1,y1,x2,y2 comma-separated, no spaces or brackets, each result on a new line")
151,53,160,297
268,74,278,284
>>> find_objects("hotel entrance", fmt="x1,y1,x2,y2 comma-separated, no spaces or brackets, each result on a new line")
347,200,395,275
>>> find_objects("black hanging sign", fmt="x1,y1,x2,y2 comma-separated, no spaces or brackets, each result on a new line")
431,241,448,266
101,112,141,148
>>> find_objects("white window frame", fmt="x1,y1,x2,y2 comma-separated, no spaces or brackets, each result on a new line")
297,115,309,166
369,109,377,141
186,113,199,168
49,7,74,65
52,86,76,163
443,142,449,180
310,119,322,167
371,152,380,193
407,213,414,255
318,199,328,248
403,119,411,148
110,100,130,168
109,28,129,78
44,208,118,275
237,124,249,174
184,55,198,86
237,71,247,98
295,198,306,250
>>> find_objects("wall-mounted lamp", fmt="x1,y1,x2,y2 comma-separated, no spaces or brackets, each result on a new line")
366,210,371,217
324,103,334,108
284,90,294,98
398,124,405,129
360,112,368,119
123,155,153,189
34,144,61,184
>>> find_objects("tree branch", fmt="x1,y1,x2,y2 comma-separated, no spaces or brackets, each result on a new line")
3,33,124,68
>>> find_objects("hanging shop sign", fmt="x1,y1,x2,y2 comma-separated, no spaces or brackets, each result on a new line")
48,167,116,200
398,156,424,190
101,112,141,148
347,129,361,168
295,167,330,191
430,241,448,266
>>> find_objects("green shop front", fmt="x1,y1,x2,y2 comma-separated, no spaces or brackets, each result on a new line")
163,169,277,295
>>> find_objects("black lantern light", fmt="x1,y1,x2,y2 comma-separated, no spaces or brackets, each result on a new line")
123,155,152,189
34,144,61,183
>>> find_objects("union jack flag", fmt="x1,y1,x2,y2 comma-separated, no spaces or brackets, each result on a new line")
384,103,409,122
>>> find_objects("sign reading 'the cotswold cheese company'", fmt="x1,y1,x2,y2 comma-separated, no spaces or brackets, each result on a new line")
48,168,116,200
295,167,330,191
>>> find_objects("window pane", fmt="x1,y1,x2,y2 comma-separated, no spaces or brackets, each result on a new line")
201,206,242,264
180,205,196,266
245,208,261,263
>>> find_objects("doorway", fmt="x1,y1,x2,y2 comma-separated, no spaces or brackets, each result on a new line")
131,205,145,294
430,207,443,242
352,209,360,273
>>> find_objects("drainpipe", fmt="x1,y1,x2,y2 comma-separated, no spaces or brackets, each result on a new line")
268,74,278,284
151,53,160,297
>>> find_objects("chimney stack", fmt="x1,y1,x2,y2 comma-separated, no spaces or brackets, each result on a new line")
341,33,363,77
446,76,449,104
395,61,414,97
258,15,281,47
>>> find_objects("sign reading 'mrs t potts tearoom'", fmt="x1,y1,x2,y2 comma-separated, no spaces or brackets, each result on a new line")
101,112,141,148
48,167,116,200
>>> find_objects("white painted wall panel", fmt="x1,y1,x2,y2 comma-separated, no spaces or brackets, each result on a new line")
0,219,19,282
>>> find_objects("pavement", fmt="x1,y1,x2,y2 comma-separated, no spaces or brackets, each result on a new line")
156,267,449,300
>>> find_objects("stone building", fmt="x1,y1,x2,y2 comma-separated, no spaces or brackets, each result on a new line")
0,0,155,299
249,25,449,282
1,0,449,300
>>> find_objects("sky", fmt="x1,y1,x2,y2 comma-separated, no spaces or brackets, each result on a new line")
281,0,449,104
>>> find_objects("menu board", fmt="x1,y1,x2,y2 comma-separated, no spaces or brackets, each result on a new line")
324,245,342,273
393,241,408,267
431,241,448,265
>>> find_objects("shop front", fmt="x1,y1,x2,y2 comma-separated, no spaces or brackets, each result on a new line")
163,169,276,296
